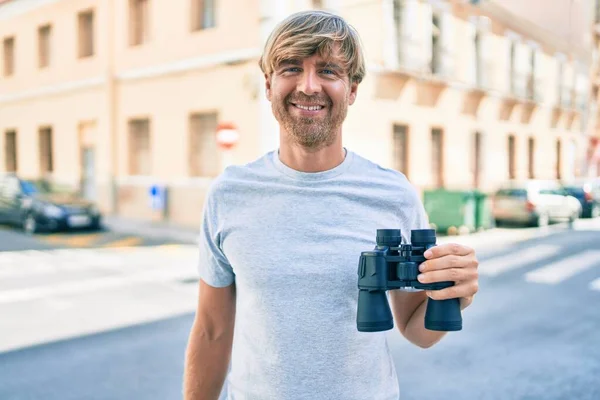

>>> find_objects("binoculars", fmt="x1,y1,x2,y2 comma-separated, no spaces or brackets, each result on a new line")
356,229,462,332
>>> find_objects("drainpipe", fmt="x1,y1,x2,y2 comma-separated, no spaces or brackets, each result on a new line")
107,0,119,214
258,0,288,155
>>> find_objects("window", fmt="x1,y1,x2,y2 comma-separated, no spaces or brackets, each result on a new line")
431,128,444,188
528,137,535,179
130,0,150,46
189,113,219,177
473,132,482,188
78,10,95,58
527,48,536,100
508,135,516,179
556,55,565,105
556,139,562,179
474,30,482,86
38,25,52,68
393,124,409,178
39,127,54,174
4,130,17,172
129,119,151,175
191,0,216,31
3,36,15,76
509,41,517,95
431,14,441,74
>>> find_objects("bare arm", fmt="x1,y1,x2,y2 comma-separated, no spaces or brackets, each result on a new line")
183,280,236,400
390,242,479,348
389,290,446,349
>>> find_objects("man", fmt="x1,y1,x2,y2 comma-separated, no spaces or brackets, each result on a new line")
184,10,479,400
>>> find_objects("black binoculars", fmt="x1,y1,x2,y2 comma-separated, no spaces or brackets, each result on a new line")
356,229,462,332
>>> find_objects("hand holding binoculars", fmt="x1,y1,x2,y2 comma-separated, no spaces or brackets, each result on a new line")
357,229,462,332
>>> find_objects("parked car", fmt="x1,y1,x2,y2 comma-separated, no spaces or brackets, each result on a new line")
0,173,102,234
491,180,582,227
561,178,600,219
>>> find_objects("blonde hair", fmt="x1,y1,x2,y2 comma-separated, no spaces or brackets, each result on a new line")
258,11,366,84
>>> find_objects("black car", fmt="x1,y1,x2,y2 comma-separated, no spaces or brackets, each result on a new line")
0,173,102,234
562,178,600,219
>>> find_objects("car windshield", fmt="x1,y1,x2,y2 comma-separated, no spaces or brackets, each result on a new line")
563,186,585,195
21,180,54,195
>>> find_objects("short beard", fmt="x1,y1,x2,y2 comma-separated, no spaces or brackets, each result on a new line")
272,94,348,150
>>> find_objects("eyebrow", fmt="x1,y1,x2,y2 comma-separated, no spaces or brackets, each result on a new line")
316,61,343,71
278,59,302,67
277,59,344,71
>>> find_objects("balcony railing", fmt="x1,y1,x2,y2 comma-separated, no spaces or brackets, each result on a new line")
526,76,544,103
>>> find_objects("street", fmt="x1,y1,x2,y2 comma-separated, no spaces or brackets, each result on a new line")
0,220,599,400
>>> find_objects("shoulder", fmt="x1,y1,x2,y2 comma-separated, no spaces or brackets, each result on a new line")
349,150,413,189
206,152,274,199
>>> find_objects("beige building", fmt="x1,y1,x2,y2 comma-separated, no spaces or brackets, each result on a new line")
0,0,598,229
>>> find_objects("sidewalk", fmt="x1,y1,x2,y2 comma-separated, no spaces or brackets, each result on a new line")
102,215,199,245
103,213,598,252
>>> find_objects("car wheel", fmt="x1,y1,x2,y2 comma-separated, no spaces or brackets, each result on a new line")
537,212,549,227
23,215,37,235
568,211,578,224
592,205,600,219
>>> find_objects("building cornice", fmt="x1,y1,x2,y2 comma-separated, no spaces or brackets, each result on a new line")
0,0,63,22
479,1,591,64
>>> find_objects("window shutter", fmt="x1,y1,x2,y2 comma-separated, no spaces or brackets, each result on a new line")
531,46,543,102
466,17,477,86
514,41,530,98
562,60,574,108
437,10,455,79
398,0,421,71
420,1,433,73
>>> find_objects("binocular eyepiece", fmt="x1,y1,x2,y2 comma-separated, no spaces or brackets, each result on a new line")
356,229,462,333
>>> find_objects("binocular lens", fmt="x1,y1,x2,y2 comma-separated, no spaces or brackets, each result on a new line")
410,229,436,245
376,229,402,247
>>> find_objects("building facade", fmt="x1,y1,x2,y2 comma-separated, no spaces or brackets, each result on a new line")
0,0,597,228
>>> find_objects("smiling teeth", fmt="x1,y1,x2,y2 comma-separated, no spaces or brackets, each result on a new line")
296,104,323,111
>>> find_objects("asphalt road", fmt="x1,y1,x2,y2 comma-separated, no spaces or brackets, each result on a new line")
0,220,599,400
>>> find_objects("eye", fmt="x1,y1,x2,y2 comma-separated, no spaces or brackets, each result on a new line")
284,67,301,73
321,69,335,75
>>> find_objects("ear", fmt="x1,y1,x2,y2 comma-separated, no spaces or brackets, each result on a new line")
348,80,359,106
264,74,272,101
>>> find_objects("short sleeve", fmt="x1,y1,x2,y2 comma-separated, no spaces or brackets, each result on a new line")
197,182,235,287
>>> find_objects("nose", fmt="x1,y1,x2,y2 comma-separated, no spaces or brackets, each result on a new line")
297,68,322,96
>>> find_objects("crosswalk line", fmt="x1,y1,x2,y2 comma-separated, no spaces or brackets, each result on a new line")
478,244,560,277
525,250,600,284
590,278,600,291
0,265,196,304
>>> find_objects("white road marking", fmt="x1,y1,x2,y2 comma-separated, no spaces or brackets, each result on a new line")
0,246,199,304
0,269,195,304
478,245,561,277
525,250,600,284
590,278,600,291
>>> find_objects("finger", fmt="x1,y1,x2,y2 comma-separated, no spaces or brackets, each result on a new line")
424,243,473,259
426,281,479,301
419,254,478,272
417,267,477,284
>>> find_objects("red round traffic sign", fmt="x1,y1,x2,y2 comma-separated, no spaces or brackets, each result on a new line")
216,122,239,150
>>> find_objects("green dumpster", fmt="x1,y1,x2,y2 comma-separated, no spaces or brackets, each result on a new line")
473,190,493,231
423,189,476,235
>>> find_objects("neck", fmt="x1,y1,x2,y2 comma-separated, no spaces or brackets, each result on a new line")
278,134,346,173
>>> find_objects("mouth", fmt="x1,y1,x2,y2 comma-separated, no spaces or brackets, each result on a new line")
289,103,326,114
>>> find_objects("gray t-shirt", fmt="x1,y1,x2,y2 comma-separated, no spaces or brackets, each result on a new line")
197,148,429,400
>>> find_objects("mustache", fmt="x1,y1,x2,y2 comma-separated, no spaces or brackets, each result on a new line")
286,93,331,106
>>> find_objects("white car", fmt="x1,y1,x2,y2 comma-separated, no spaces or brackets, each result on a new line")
492,180,582,227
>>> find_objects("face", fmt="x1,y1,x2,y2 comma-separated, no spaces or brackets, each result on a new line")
265,51,358,150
